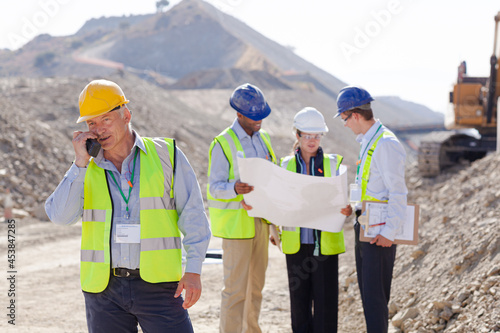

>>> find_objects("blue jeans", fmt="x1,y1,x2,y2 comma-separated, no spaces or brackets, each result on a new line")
83,275,193,333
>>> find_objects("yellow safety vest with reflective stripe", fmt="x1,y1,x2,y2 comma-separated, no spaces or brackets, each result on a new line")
81,137,181,293
207,128,276,239
280,154,346,255
360,130,396,202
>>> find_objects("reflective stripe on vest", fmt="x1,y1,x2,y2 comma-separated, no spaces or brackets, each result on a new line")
360,131,395,203
280,154,346,255
207,128,276,239
81,137,181,293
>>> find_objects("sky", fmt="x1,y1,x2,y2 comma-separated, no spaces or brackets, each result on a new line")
1,0,499,114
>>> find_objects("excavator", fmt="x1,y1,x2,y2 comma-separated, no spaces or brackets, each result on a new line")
418,11,500,177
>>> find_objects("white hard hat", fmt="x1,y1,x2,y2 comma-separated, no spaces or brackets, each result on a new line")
293,107,329,133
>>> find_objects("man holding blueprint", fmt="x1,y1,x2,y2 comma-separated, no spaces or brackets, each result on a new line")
207,83,277,333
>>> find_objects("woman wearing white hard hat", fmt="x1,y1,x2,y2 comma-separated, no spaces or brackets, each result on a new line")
271,107,352,333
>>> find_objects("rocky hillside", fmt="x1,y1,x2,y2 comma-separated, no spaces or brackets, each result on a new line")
0,0,443,129
389,157,499,332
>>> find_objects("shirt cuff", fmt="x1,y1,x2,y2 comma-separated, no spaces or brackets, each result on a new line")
185,259,203,275
65,163,86,182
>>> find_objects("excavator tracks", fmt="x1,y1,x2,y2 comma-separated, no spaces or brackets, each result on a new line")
418,141,442,177
417,131,456,177
418,130,494,177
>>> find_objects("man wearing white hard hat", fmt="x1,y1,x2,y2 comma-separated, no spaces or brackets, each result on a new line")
45,79,211,332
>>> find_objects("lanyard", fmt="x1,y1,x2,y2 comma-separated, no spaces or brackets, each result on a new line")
107,147,139,219
356,124,382,180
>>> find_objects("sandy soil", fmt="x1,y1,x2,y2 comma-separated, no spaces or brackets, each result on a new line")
0,216,366,333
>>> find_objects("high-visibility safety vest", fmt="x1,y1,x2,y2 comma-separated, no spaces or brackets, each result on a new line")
207,128,277,239
81,137,181,293
360,130,396,203
280,153,346,255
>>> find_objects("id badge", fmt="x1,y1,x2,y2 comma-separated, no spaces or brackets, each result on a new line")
116,224,141,243
350,183,362,204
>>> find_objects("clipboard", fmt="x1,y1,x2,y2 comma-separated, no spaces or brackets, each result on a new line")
358,201,419,245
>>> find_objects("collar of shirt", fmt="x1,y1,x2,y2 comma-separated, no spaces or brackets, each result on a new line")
92,130,147,170
231,118,261,140
356,119,382,144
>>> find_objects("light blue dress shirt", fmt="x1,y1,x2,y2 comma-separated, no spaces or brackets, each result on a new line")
354,120,408,241
45,131,211,274
208,118,271,199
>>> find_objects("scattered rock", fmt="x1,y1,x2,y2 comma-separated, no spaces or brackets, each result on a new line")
391,158,500,333
411,249,426,260
487,266,500,277
392,307,419,328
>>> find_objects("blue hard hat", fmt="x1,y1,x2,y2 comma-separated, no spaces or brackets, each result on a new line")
334,86,374,118
230,83,271,121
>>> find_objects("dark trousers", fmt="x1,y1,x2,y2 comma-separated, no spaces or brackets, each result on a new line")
285,244,339,333
83,275,193,333
354,222,397,333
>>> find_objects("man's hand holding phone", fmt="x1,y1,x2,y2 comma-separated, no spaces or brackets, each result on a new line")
72,131,100,167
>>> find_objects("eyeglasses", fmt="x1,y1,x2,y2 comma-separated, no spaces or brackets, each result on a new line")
299,133,323,140
341,112,354,124
110,104,123,112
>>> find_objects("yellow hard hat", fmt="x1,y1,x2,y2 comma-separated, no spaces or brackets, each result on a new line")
77,79,129,123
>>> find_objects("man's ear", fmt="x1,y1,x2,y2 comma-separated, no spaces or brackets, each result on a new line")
124,107,132,123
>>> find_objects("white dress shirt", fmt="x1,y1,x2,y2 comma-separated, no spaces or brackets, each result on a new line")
354,120,408,241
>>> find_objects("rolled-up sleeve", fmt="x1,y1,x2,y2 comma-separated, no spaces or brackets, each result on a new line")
173,148,211,275
45,163,86,226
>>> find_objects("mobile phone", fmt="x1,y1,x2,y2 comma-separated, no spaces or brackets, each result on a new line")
86,139,101,157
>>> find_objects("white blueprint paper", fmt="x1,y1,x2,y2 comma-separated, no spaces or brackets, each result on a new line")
237,156,348,233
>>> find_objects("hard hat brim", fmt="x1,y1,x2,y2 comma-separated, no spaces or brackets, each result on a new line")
76,100,129,123
297,125,329,133
232,102,271,121
249,102,271,121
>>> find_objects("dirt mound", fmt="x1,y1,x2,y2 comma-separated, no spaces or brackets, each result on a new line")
0,77,83,217
387,156,499,332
